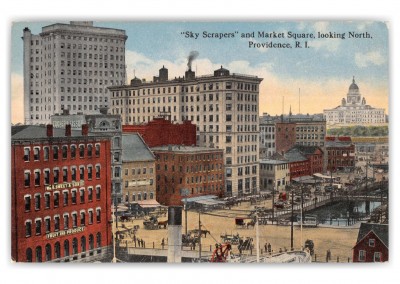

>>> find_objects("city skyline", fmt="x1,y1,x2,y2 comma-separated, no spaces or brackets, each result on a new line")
11,21,389,124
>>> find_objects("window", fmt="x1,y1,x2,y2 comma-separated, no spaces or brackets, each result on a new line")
62,146,68,159
34,171,40,186
72,238,78,255
64,215,69,230
79,145,85,158
45,218,51,233
63,168,68,182
80,167,84,180
87,145,93,157
25,196,31,211
44,193,50,209
72,213,77,228
89,235,94,250
24,148,30,162
88,166,93,180
71,145,76,159
80,189,85,203
71,190,77,204
63,191,69,206
53,146,58,160
80,212,86,226
24,172,30,187
26,248,32,262
55,242,61,259
44,170,50,185
88,187,93,201
34,194,41,210
43,147,49,161
81,236,86,253
359,250,366,262
96,208,101,222
374,252,382,262
96,233,101,248
35,246,42,262
54,192,59,207
89,211,94,224
25,221,32,237
95,144,100,156
54,216,60,231
64,240,70,257
33,147,40,161
35,219,42,235
71,167,77,181
369,239,375,247
95,165,101,179
53,169,59,183
96,186,101,200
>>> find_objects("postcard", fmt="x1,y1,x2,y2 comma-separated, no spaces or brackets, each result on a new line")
11,20,388,264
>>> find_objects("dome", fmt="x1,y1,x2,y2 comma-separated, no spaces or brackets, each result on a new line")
349,77,359,90
130,77,142,86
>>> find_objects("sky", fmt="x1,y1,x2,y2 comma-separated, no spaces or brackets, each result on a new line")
10,21,389,124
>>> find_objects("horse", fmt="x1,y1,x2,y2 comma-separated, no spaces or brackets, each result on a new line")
246,220,255,228
158,220,168,229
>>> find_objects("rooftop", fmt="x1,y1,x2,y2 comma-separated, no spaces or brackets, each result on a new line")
122,133,155,162
356,223,388,247
151,145,222,153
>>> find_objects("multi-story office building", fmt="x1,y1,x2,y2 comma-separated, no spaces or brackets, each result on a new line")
152,145,225,206
51,109,123,204
22,21,127,125
259,114,276,158
109,66,263,197
122,133,156,203
11,124,112,262
323,78,386,126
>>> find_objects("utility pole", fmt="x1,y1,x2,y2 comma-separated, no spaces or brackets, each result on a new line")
300,185,304,249
198,210,202,261
255,213,260,263
272,185,275,224
291,187,294,250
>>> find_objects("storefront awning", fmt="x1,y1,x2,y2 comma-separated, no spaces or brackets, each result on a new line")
137,199,162,208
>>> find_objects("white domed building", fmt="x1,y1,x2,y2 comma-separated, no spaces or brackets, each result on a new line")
323,77,386,126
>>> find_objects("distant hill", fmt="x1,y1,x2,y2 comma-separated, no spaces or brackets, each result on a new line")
327,125,388,137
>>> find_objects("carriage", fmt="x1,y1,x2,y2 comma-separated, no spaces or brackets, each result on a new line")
220,233,241,245
143,216,159,230
238,237,254,252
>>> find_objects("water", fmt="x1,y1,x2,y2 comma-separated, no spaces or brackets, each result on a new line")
305,201,381,226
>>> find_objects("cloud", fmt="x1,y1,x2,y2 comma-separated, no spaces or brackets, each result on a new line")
11,73,24,124
313,21,330,33
355,51,385,67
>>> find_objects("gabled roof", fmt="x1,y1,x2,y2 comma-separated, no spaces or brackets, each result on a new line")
355,223,389,247
122,133,155,162
284,148,308,163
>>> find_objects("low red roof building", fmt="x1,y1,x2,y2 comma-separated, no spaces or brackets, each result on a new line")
353,223,388,262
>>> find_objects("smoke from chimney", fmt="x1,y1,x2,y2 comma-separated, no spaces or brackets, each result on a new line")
187,51,199,71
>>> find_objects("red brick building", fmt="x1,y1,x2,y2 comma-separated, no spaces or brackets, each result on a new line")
353,223,388,262
289,145,324,175
152,145,224,206
275,122,297,154
122,118,196,148
11,124,112,262
283,148,311,180
325,136,355,172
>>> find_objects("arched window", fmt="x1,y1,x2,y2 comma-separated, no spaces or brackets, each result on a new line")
72,238,78,255
64,240,70,257
45,244,52,261
80,212,85,226
26,248,32,262
89,234,94,250
35,246,42,262
96,232,101,248
87,144,93,157
79,145,85,158
54,242,61,259
81,236,86,252
95,144,100,157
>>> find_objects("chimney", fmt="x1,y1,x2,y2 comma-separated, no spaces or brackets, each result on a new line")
65,124,72,136
82,124,89,136
167,206,183,263
46,124,53,137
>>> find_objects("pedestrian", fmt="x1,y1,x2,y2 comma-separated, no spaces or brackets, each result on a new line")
268,243,271,253
143,240,146,248
264,243,267,252
161,238,165,249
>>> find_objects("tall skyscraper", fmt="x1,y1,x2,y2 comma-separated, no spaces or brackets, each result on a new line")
109,65,263,197
22,21,127,125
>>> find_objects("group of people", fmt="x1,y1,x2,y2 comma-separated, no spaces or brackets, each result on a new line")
133,234,145,248
264,242,272,253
